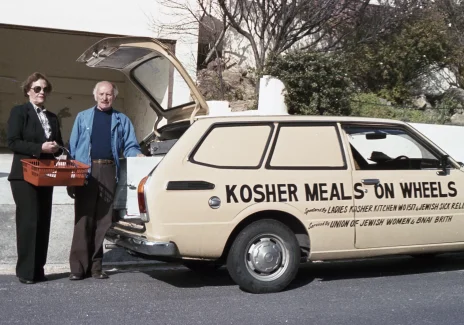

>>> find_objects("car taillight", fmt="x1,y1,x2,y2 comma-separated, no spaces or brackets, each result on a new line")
138,176,149,214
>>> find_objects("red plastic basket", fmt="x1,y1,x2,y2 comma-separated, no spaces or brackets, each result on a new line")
21,159,90,186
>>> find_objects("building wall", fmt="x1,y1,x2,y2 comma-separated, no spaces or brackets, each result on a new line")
0,0,199,77
0,27,126,147
0,0,200,146
223,27,256,69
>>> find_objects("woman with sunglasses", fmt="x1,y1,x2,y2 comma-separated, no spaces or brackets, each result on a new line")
7,72,63,284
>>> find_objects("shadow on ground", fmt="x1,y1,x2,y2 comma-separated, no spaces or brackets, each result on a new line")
138,253,464,292
45,272,70,281
303,252,464,282
0,172,9,178
146,267,235,288
8,253,462,289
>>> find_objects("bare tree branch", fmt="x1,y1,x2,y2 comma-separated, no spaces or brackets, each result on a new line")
152,0,421,76
214,0,389,71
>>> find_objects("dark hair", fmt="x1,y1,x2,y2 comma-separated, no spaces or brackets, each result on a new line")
21,72,53,97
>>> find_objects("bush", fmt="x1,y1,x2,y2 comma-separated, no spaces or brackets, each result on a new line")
265,51,354,116
432,96,461,124
343,9,453,103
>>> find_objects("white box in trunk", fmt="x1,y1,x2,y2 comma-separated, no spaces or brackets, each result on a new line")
114,156,163,218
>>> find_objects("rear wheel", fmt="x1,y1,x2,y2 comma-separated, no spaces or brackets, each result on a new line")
227,219,300,294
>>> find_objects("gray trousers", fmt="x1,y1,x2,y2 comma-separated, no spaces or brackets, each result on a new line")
69,163,116,276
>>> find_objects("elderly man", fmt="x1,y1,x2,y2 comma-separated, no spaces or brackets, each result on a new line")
67,81,143,280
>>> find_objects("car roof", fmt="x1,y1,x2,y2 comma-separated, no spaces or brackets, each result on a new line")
195,113,407,126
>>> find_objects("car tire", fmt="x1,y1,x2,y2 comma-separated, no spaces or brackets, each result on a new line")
226,219,301,294
182,260,222,273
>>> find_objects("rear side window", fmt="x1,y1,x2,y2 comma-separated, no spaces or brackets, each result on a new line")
268,124,345,169
191,124,273,168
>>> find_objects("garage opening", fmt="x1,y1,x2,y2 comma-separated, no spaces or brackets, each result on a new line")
0,24,176,148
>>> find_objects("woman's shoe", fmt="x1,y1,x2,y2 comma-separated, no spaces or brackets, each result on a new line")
18,277,35,284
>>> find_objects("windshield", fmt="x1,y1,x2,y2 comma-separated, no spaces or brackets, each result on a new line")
132,54,194,111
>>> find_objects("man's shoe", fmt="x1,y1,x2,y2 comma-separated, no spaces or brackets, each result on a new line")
92,271,109,279
18,277,35,284
36,275,48,282
69,273,84,281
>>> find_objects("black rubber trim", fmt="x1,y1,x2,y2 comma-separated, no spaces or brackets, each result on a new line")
189,122,274,169
166,181,215,190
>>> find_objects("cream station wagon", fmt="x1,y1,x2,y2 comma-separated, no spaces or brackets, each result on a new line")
78,37,464,293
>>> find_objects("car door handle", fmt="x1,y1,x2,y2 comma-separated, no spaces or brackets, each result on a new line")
362,179,380,185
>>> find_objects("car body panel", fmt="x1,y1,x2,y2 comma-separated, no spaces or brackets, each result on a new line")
122,115,464,260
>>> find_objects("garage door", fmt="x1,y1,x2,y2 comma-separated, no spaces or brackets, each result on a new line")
0,26,126,147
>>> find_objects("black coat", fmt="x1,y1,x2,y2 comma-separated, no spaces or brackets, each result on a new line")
7,102,63,180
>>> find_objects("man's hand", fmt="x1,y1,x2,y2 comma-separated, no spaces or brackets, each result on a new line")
42,141,59,154
136,153,145,157
67,186,75,199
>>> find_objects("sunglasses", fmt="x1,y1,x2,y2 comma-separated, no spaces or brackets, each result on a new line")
31,86,51,94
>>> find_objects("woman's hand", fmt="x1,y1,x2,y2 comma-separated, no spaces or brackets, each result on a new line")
42,141,59,153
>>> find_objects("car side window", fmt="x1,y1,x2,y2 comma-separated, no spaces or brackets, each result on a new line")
191,124,272,168
343,126,442,170
268,124,345,169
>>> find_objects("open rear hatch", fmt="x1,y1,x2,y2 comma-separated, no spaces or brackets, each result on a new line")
77,37,209,222
76,36,209,135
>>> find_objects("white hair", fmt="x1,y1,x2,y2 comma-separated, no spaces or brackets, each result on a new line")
93,81,119,101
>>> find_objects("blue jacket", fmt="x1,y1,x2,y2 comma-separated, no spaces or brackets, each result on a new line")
69,106,141,181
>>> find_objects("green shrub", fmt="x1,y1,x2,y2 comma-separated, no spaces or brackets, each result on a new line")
343,9,453,103
265,51,354,116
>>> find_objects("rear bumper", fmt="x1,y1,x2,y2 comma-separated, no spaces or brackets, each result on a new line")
106,227,179,257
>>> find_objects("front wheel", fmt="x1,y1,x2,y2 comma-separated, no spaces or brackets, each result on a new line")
227,219,301,294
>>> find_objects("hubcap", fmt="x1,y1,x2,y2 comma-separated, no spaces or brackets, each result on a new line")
245,234,289,281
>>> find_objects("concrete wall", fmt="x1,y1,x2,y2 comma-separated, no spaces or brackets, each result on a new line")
0,0,201,145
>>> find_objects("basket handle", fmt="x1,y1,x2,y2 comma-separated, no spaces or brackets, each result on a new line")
53,146,71,159
53,146,78,168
